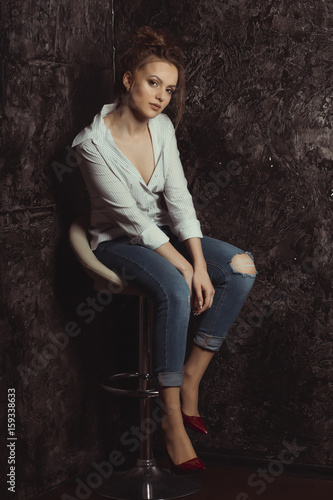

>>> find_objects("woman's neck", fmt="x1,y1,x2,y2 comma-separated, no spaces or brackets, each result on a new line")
109,102,148,139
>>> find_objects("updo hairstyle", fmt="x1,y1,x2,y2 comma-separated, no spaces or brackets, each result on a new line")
116,26,185,129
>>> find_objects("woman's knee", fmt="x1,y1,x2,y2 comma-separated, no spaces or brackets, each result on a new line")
230,252,257,277
155,275,191,310
169,280,191,309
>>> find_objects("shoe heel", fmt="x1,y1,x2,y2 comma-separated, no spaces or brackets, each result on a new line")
158,431,205,473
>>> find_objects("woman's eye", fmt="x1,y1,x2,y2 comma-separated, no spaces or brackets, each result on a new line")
149,80,158,87
166,88,174,95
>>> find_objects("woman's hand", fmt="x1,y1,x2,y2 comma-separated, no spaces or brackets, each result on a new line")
191,267,215,315
155,240,214,313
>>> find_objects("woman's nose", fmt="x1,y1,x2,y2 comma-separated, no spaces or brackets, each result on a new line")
156,89,166,101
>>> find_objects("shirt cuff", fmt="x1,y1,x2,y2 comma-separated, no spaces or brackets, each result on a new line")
130,223,170,250
174,220,203,242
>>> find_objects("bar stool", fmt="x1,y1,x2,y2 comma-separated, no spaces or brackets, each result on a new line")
69,216,203,500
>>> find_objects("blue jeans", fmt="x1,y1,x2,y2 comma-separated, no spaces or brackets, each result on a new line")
94,226,256,387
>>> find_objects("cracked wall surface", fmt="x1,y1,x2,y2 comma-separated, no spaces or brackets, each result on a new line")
1,0,332,497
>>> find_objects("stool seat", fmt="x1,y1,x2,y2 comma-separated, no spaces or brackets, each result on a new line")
69,215,144,295
69,216,203,500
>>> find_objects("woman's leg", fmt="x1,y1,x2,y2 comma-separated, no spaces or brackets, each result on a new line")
94,237,191,386
181,345,215,416
159,387,198,465
193,236,256,351
169,233,257,416
94,237,198,464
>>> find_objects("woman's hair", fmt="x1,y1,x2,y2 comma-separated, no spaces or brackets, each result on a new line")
116,26,185,129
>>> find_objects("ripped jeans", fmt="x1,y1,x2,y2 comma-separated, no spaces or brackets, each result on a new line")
93,226,257,387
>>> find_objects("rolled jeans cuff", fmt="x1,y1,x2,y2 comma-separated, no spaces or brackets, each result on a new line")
158,371,183,387
193,332,223,352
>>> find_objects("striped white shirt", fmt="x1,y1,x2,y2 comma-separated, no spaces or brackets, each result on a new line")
72,103,202,251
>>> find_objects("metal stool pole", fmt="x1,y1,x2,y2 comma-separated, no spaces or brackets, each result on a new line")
138,297,155,464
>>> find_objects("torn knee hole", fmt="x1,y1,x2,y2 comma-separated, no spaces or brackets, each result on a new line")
230,253,256,276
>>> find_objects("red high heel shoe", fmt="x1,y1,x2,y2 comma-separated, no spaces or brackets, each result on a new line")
170,456,206,474
181,409,209,435
158,433,206,473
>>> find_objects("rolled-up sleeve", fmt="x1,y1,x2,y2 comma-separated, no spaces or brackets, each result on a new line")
76,140,169,250
163,125,202,242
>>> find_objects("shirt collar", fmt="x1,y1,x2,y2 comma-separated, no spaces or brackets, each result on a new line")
72,102,157,148
72,103,117,148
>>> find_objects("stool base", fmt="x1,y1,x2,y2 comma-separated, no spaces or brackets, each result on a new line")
94,462,203,500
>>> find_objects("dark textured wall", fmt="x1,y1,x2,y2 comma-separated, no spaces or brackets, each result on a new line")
1,1,116,499
1,0,333,498
115,0,333,468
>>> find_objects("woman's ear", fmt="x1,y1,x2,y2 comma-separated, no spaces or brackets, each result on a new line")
123,71,133,91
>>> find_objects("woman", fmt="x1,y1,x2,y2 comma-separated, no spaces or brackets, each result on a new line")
72,26,256,471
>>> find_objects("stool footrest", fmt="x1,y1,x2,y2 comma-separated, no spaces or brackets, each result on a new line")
101,372,159,399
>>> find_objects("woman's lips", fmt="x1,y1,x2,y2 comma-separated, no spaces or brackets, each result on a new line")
150,103,161,111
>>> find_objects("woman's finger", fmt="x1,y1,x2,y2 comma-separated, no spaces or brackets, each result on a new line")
194,286,215,315
192,286,203,313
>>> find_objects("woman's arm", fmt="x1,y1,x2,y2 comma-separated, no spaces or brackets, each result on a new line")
162,120,203,243
155,237,215,315
155,241,194,295
160,120,214,313
184,238,215,315
184,237,206,269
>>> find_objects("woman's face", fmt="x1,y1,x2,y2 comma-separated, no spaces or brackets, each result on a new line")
124,59,178,119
